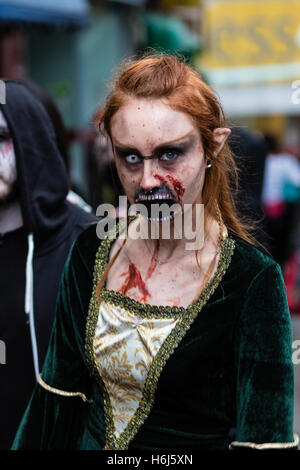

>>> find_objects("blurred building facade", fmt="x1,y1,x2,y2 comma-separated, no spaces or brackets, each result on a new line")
0,0,145,197
198,0,300,155
0,0,202,198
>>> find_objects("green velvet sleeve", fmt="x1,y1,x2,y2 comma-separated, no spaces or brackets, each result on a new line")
231,262,298,450
12,231,95,450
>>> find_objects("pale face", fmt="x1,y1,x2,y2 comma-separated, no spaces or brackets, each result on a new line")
0,109,17,204
110,98,206,215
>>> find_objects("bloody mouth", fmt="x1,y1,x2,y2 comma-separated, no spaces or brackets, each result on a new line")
153,174,185,203
134,187,177,221
134,174,185,222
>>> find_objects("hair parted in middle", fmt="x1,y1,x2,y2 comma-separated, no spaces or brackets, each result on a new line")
94,52,264,303
95,52,259,241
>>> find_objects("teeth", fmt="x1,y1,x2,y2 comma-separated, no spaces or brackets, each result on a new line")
138,195,174,202
146,214,175,222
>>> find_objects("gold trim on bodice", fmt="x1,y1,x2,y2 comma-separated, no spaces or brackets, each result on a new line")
229,433,299,450
85,218,236,450
93,301,178,438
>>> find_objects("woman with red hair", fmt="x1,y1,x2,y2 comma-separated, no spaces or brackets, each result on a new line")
12,54,298,450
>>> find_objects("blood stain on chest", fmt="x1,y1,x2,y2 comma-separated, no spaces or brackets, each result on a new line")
118,261,151,303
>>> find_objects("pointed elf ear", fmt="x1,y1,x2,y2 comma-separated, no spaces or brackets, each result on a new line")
213,128,231,157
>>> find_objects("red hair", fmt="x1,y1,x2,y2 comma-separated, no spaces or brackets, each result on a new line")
96,53,262,238
94,53,265,302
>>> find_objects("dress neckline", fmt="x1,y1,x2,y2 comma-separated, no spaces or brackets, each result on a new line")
85,217,236,450
97,217,236,318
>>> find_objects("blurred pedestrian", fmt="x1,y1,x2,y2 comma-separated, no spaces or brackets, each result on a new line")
0,81,98,449
12,54,298,450
262,132,300,269
229,126,269,251
20,79,92,213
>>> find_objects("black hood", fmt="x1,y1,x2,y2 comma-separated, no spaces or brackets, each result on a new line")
0,80,75,247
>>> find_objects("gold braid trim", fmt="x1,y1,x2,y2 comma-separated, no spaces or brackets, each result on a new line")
85,218,236,450
229,433,299,450
37,374,93,403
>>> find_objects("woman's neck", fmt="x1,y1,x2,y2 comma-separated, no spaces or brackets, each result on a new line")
128,212,222,264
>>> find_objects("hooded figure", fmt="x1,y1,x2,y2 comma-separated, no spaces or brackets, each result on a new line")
0,80,97,449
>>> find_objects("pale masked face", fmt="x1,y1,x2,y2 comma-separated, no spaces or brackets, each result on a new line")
110,97,230,224
0,109,17,204
110,98,206,212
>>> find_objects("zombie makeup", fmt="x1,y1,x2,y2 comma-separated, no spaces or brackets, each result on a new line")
118,261,151,303
110,98,207,224
131,175,184,222
113,132,197,169
133,184,178,222
0,109,17,204
114,134,195,221
153,174,185,203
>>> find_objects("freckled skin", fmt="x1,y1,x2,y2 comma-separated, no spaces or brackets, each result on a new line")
152,173,168,185
110,98,206,207
107,234,211,307
166,175,185,203
145,241,159,280
106,97,230,307
167,297,181,307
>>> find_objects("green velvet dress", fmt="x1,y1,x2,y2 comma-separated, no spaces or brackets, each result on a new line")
12,219,298,450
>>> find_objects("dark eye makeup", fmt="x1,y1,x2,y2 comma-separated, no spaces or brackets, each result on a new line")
114,141,191,165
0,127,11,143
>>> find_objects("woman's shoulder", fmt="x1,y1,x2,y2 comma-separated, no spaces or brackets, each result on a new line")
71,217,126,263
227,229,280,280
227,232,290,328
71,221,100,257
64,221,104,279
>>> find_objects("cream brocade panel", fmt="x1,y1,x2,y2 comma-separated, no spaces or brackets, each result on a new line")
93,301,178,438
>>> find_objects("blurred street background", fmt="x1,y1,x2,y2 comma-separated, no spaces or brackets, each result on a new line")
0,0,300,439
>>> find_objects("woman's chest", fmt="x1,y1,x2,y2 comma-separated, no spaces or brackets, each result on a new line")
103,219,227,308
105,251,217,308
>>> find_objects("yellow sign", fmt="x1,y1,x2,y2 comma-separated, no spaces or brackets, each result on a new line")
201,0,300,72
162,0,201,6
